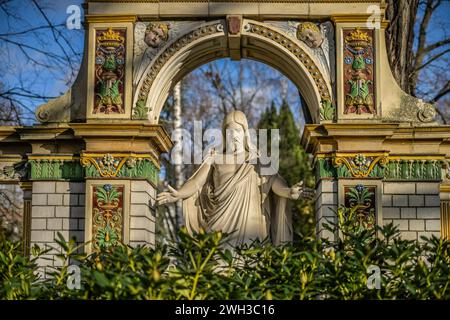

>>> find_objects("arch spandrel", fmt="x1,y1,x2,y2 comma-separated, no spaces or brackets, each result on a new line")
132,20,228,122
133,18,334,124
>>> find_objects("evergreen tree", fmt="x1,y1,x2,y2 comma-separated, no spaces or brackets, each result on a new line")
258,99,315,239
277,99,307,185
258,100,278,142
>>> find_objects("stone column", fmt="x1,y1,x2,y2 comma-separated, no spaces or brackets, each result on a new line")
439,175,450,239
72,123,172,253
0,153,27,243
9,121,171,273
315,179,338,240
20,182,32,256
303,123,450,242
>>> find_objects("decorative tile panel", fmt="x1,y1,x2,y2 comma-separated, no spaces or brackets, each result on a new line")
344,184,376,229
385,159,442,181
92,183,124,250
94,28,126,115
343,27,375,115
315,154,444,181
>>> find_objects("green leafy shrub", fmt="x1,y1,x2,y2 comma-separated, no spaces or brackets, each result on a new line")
1,207,449,300
0,240,48,299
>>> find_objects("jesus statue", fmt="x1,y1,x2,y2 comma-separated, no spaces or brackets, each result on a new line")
157,110,315,246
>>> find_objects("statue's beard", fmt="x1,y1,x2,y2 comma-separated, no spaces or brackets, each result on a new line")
225,138,245,154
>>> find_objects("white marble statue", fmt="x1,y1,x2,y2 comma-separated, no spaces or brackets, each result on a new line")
157,110,315,246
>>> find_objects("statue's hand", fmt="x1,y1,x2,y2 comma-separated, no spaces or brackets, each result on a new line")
290,181,315,201
156,185,179,205
290,181,303,200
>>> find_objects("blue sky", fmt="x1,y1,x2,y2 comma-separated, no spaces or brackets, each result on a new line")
0,0,84,123
413,1,450,104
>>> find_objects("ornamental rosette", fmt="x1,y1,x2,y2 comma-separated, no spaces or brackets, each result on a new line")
101,154,119,168
354,154,366,167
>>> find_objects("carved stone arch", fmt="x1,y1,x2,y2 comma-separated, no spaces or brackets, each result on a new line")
240,20,333,122
133,19,334,124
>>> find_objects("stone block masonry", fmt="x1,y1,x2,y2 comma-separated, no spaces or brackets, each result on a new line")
30,181,85,276
382,182,440,241
129,180,156,247
315,180,338,241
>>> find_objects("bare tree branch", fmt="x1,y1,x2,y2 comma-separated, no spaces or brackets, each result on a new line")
413,48,450,73
386,0,450,123
0,0,83,123
430,80,450,103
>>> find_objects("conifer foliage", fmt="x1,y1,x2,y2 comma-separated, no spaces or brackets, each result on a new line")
258,100,315,238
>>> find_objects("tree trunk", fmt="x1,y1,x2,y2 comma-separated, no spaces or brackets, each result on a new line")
385,0,419,94
172,81,184,230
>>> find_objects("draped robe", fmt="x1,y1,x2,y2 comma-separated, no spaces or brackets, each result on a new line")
182,159,292,246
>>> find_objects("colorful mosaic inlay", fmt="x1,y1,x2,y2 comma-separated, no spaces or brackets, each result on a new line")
344,184,376,229
315,154,443,181
29,159,83,180
334,153,387,178
94,28,126,115
81,153,159,185
92,184,124,250
343,27,376,115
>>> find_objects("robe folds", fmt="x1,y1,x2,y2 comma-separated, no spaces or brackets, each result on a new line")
182,160,292,246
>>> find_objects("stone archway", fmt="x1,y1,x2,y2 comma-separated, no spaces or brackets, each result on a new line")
132,18,333,124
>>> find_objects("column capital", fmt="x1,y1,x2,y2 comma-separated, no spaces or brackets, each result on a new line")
70,122,173,156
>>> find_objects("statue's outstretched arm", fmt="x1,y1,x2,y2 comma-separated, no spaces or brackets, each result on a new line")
271,175,292,199
271,176,315,201
176,161,211,199
156,160,212,205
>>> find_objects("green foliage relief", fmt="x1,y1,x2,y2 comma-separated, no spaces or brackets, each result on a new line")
315,158,442,181
30,160,83,181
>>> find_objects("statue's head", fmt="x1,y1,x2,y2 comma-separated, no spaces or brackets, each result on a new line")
223,109,248,131
144,22,170,48
222,110,257,158
297,22,323,48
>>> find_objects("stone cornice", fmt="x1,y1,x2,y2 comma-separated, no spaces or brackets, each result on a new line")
17,127,74,141
87,0,383,17
70,123,173,154
0,126,21,142
301,123,398,148
27,154,80,161
302,123,450,155
331,14,389,28
85,14,138,23
18,181,32,191
2,123,173,161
